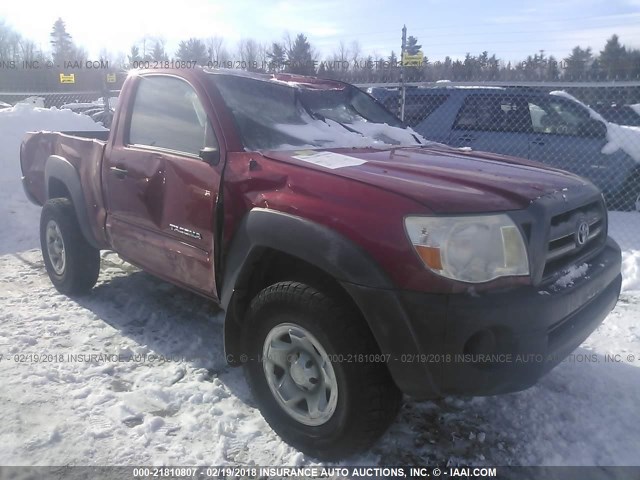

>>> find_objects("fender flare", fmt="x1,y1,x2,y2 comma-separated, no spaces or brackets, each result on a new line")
220,208,393,311
44,155,99,249
220,208,435,394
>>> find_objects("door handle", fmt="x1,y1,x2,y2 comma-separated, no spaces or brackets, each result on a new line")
458,134,475,142
531,137,545,146
109,166,128,179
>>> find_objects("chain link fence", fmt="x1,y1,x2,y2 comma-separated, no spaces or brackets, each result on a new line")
1,72,638,249
360,81,640,250
0,66,124,126
0,90,119,127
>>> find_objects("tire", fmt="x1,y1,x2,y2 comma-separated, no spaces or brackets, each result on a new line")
243,281,402,459
40,198,100,295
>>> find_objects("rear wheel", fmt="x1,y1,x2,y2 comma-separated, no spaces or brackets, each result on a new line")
40,198,100,295
243,281,402,459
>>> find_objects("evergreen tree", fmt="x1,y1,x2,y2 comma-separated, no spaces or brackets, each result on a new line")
547,55,560,80
564,46,592,80
441,56,452,79
363,55,374,73
600,34,627,79
522,50,546,79
405,36,421,55
590,58,605,80
150,41,168,62
478,51,489,69
50,18,75,64
487,54,500,80
267,42,286,72
175,38,208,64
463,53,476,80
388,51,398,66
626,49,640,79
286,33,315,75
128,45,142,64
451,59,464,80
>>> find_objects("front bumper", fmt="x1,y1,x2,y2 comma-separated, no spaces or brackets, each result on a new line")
343,237,622,399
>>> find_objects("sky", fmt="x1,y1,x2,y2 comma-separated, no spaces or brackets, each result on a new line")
1,0,639,63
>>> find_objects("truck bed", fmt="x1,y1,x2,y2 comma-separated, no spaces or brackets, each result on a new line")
20,130,110,247
56,130,111,141
21,130,108,206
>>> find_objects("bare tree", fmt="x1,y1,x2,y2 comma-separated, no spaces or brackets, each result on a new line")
206,36,226,63
112,51,127,69
283,32,294,57
350,40,361,67
20,39,37,63
140,36,150,60
257,42,269,71
74,45,88,63
98,47,126,67
336,40,350,63
238,38,261,70
0,21,23,61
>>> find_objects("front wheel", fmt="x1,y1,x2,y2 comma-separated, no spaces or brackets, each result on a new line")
243,281,402,459
40,198,100,295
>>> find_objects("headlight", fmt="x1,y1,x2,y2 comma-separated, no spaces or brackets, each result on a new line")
404,214,529,283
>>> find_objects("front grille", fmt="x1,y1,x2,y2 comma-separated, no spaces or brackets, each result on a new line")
542,200,606,278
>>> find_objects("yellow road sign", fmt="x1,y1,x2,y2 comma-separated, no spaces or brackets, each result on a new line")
59,73,75,84
106,73,117,83
402,52,424,67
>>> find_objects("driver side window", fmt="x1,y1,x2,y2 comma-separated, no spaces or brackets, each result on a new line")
528,98,592,137
128,75,218,156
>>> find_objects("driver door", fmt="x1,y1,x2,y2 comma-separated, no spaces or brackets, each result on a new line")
527,96,610,185
105,75,223,297
448,94,532,159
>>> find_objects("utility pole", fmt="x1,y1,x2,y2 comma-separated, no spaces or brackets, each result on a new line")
400,25,407,122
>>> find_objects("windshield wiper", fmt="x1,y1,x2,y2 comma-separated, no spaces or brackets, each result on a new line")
295,89,363,135
323,116,363,134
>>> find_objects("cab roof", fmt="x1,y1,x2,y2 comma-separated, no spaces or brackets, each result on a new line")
204,67,347,90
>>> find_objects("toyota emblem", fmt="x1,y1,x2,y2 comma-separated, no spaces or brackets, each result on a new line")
575,221,590,247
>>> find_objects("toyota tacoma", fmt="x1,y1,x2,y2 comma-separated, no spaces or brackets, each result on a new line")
20,68,622,459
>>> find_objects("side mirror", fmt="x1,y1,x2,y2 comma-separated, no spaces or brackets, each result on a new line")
579,118,608,139
199,147,220,166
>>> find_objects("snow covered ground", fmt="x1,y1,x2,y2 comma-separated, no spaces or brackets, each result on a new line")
0,105,639,467
0,104,105,255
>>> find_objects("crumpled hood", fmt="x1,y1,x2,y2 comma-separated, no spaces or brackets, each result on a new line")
262,144,594,213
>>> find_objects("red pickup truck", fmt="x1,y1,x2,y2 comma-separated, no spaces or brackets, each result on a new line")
21,68,622,459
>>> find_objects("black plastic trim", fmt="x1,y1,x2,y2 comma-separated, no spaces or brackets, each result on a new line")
44,155,99,249
220,208,393,310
